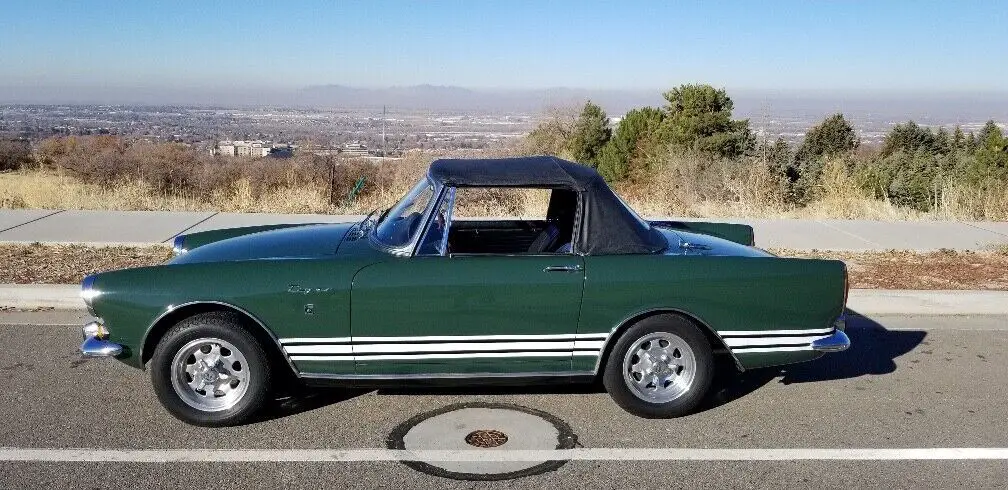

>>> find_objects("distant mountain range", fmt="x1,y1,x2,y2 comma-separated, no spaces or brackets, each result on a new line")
297,84,663,112
2,84,1007,126
1,83,662,112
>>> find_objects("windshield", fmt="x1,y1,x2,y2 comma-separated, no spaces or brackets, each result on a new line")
373,178,437,249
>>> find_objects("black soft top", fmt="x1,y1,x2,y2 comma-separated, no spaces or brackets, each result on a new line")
428,156,667,255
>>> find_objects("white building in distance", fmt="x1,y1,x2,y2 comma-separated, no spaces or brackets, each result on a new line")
213,140,271,158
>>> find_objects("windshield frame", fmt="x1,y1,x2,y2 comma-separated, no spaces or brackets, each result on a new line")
369,177,444,256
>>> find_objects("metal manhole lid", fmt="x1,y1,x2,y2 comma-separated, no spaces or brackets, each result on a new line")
465,429,509,448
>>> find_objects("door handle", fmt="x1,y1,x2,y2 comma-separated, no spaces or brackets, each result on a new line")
543,265,583,273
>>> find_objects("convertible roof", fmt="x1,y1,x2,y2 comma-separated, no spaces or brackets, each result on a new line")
428,156,667,255
429,155,600,190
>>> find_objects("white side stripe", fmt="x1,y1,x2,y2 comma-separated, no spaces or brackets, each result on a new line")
573,339,606,350
718,327,834,337
291,351,599,361
724,334,831,348
729,345,812,354
280,337,350,345
283,345,354,355
287,341,581,355
350,333,608,343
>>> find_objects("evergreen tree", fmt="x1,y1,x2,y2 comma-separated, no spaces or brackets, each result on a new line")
596,107,664,182
568,101,611,167
658,84,752,159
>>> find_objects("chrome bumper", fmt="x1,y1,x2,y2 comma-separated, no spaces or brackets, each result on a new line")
811,329,851,353
79,320,124,358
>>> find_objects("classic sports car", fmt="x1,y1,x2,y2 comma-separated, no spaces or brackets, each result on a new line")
79,156,850,426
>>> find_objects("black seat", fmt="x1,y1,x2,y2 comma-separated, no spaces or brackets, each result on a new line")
527,223,560,254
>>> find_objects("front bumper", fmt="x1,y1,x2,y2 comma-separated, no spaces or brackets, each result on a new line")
79,320,124,358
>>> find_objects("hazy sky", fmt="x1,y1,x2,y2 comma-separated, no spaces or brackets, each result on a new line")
2,0,1006,92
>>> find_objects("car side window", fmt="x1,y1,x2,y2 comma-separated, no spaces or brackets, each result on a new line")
418,186,577,256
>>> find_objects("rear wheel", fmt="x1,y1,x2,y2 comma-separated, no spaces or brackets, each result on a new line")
603,314,713,418
150,312,271,426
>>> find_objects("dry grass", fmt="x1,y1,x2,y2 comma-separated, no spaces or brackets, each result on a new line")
615,154,935,220
2,146,1007,221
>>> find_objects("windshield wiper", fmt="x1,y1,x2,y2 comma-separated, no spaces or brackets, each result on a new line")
375,206,391,225
360,208,378,226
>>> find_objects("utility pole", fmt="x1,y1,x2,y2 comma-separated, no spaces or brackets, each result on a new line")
382,105,387,159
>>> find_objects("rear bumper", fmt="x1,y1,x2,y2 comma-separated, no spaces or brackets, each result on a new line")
811,329,850,353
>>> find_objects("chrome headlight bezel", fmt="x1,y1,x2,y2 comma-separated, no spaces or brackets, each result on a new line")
80,274,100,315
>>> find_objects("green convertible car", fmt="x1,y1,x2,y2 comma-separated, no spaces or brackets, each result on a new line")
79,156,850,426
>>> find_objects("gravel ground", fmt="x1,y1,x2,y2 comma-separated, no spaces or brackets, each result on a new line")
2,243,1008,290
772,248,1008,290
0,243,171,284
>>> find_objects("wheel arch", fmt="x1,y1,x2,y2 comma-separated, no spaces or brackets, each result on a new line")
594,308,743,375
139,301,298,377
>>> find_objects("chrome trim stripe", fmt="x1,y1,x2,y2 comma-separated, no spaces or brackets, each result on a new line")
299,370,595,380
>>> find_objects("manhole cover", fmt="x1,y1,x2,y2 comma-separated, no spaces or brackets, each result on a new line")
386,402,577,481
465,429,509,448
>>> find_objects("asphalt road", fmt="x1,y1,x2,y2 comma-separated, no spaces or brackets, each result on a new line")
2,311,1007,488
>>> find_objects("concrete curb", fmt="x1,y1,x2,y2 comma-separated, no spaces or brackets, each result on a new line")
0,285,82,310
846,289,1008,316
2,285,1008,316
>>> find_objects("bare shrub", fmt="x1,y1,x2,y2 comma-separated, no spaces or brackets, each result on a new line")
0,139,33,172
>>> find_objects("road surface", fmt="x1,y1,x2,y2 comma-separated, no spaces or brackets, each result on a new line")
1,311,1006,488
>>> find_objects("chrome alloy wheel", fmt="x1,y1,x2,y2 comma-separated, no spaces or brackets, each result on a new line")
170,337,250,412
622,331,697,403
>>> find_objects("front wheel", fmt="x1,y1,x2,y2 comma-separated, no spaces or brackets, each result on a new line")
602,314,713,418
150,312,271,426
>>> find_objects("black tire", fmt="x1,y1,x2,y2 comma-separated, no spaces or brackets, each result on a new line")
150,312,272,426
602,314,714,418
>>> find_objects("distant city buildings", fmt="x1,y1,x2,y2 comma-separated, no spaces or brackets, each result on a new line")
210,140,372,158
212,140,271,158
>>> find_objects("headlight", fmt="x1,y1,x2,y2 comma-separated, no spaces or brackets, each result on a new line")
82,320,109,339
80,274,100,315
172,235,187,255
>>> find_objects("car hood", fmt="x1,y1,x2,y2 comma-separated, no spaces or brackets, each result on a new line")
169,222,361,264
658,227,772,257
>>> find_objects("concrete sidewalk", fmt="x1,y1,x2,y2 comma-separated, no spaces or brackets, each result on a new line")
1,209,1006,251
3,284,1008,315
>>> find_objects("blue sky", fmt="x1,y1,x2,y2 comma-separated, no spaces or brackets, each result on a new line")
2,0,1006,92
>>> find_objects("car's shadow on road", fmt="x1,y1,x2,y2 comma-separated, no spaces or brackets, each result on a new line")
254,310,927,421
258,388,370,422
703,309,927,411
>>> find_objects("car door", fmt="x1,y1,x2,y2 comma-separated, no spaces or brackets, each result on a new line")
349,254,585,376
